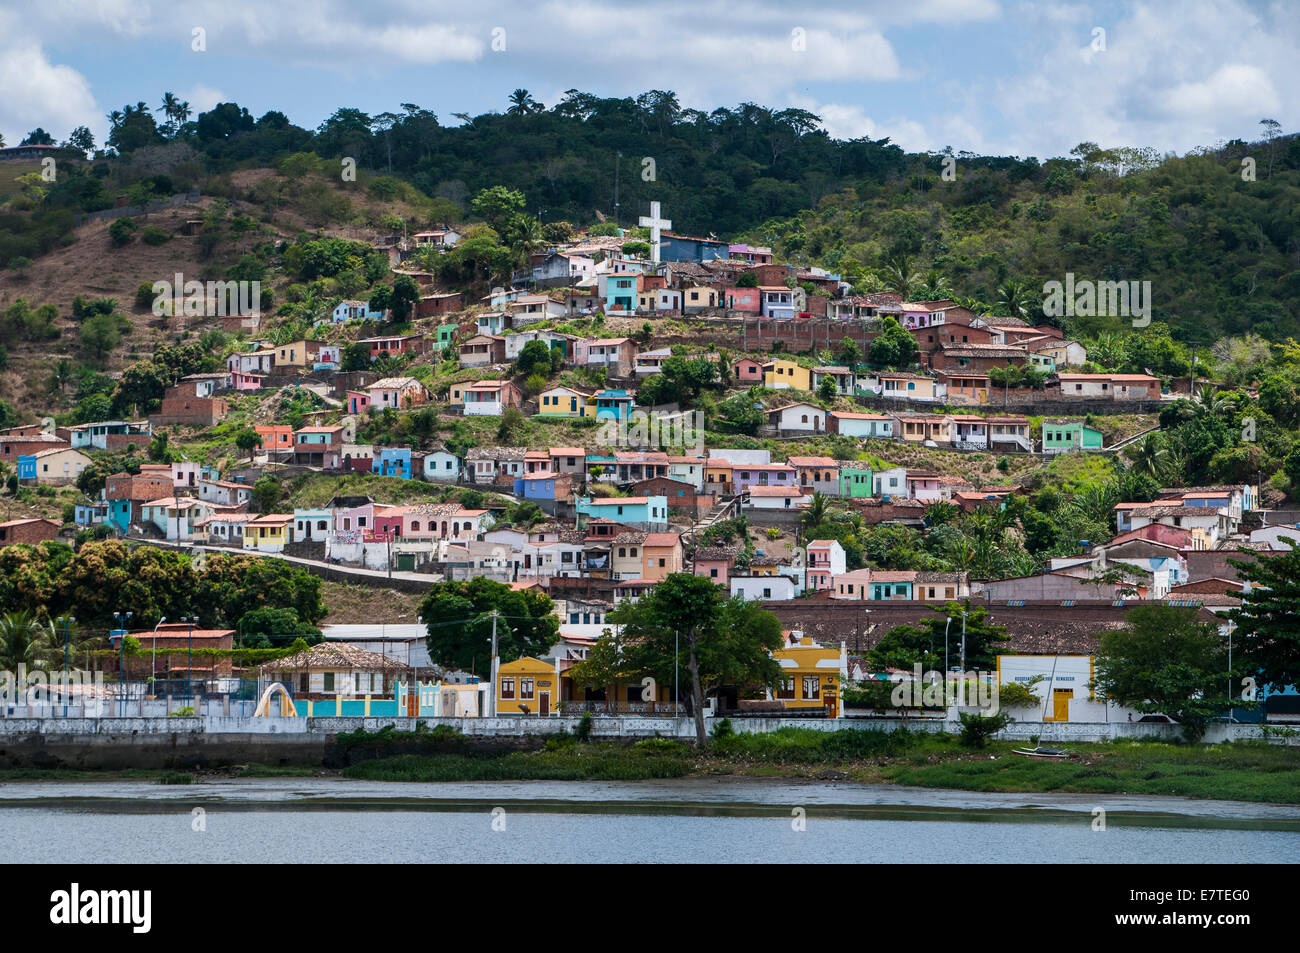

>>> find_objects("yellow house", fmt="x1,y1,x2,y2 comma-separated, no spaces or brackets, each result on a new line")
763,359,812,391
611,533,645,579
274,340,320,369
496,656,560,716
772,640,846,716
243,514,293,553
537,385,594,418
704,461,733,494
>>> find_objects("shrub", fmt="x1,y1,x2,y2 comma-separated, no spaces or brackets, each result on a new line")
575,711,594,742
141,225,171,246
108,218,138,246
957,710,1010,747
710,717,734,739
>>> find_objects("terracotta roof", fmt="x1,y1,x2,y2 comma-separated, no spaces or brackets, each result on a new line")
260,642,413,673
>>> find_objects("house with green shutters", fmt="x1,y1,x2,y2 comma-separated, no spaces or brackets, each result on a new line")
1041,421,1103,454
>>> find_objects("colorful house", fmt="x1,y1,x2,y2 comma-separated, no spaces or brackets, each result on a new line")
462,379,523,416
806,540,846,591
244,514,294,552
537,385,595,418
829,412,893,439
1042,421,1104,454
592,389,635,421
368,377,428,410
495,656,561,716
372,447,414,478
575,495,669,530
837,461,874,498
772,639,846,716
763,359,812,391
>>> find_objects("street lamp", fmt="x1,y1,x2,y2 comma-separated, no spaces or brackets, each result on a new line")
114,611,133,716
152,617,167,686
181,615,198,702
63,615,75,712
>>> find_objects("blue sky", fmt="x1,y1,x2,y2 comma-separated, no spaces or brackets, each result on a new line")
1,0,1294,159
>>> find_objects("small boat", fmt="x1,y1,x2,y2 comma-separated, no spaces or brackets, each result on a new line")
1011,746,1079,760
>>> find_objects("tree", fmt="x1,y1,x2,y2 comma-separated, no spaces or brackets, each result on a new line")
516,339,554,377
506,89,542,116
867,602,1008,672
1093,605,1235,739
574,573,783,746
234,429,260,463
835,336,861,367
236,606,321,648
867,317,919,368
470,186,526,232
80,313,122,361
1227,544,1300,692
0,610,58,671
817,374,838,403
252,476,281,513
420,577,558,673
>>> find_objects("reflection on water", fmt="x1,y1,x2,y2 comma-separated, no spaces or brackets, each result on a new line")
3,778,1298,863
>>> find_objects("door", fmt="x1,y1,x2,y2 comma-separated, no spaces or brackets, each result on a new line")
406,692,420,716
1050,689,1072,722
538,692,550,717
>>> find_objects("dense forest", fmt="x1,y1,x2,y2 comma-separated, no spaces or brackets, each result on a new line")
3,88,1299,343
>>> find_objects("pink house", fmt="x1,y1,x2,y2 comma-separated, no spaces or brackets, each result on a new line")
400,504,488,540
906,470,942,501
332,499,375,534
347,390,371,415
724,287,762,312
732,464,797,494
693,546,737,586
732,358,764,383
371,504,404,538
230,371,264,391
806,540,846,591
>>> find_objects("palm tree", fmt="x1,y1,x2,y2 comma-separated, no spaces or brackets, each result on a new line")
801,491,829,534
995,279,1036,319
0,611,59,673
1125,434,1166,477
506,214,544,267
881,254,923,299
925,501,958,526
914,271,954,301
506,89,540,116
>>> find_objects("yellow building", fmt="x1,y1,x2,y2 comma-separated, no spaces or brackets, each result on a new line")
243,514,293,553
704,461,733,493
772,641,846,716
496,656,560,716
763,359,812,391
537,385,594,418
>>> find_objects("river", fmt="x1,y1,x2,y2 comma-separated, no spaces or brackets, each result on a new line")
3,777,1297,863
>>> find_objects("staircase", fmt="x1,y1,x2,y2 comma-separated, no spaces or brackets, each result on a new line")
686,494,741,547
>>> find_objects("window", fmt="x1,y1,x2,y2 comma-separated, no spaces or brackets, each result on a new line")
802,676,820,700
323,672,335,692
776,677,795,699
520,677,535,700
500,677,515,699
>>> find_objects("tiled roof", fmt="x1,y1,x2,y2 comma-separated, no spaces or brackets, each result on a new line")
260,642,413,673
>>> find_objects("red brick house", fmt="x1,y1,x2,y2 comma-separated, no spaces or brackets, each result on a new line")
0,518,61,546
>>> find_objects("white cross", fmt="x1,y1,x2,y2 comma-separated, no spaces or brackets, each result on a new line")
638,201,671,263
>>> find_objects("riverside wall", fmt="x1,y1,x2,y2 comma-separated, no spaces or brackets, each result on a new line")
0,714,1293,770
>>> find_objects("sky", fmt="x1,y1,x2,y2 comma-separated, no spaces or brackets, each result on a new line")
0,0,1295,159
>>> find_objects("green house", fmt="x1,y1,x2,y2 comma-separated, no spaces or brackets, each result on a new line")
838,461,874,498
1042,421,1103,454
432,323,459,350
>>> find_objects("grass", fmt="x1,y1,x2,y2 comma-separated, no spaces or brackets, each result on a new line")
337,727,1300,804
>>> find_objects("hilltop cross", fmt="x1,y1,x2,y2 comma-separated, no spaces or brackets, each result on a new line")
639,201,671,263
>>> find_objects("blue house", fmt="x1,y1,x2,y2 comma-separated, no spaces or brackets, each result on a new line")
513,475,560,502
593,389,635,421
108,499,133,535
660,233,728,263
372,447,413,479
75,501,110,528
575,495,668,529
16,455,36,481
601,274,638,312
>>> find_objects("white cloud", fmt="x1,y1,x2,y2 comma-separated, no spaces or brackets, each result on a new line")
0,38,99,146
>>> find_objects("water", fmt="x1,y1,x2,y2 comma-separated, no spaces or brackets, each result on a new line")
3,778,1297,863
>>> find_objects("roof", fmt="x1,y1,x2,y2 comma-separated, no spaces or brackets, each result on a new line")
748,486,809,497
369,377,425,390
786,456,837,467
260,642,413,674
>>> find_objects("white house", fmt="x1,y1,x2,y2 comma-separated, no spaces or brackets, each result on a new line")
745,486,812,510
997,655,1144,723
873,467,907,497
326,300,385,324
767,402,826,433
730,575,796,602
830,412,893,439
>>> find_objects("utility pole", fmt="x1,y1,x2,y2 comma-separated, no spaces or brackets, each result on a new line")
488,609,499,717
959,609,967,706
613,151,621,224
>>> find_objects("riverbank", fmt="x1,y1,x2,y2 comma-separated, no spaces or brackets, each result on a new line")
1,728,1295,805
337,727,1300,805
